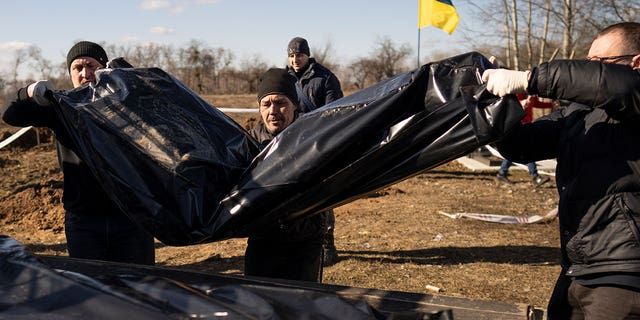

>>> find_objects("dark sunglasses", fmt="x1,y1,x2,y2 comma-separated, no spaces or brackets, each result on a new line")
586,54,636,63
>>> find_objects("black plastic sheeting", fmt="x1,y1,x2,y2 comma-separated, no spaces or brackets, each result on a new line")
0,235,454,319
51,52,523,245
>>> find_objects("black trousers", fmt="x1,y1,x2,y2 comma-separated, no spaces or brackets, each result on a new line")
244,236,323,283
65,211,155,265
548,271,640,319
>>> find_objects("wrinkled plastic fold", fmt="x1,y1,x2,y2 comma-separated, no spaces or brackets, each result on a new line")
52,52,524,245
0,235,443,319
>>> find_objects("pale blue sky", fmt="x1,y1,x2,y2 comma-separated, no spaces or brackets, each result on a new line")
0,0,476,78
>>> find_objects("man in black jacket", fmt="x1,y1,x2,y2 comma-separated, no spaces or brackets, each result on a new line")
286,37,344,112
244,68,326,282
286,37,343,266
2,41,155,265
482,22,640,319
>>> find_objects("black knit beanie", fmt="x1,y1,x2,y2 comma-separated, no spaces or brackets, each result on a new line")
287,37,310,56
257,68,298,105
66,41,108,72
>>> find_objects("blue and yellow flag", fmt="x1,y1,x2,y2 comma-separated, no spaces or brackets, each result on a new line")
418,0,460,34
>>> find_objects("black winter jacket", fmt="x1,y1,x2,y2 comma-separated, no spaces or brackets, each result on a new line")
497,60,640,277
248,121,277,150
286,58,343,112
2,87,122,217
248,122,327,242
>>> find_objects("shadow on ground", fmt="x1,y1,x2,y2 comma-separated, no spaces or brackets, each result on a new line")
339,245,559,266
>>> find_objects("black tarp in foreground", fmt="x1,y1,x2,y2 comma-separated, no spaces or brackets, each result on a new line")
0,235,455,319
51,52,524,245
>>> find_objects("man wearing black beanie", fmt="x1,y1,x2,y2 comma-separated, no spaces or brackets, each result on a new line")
66,41,109,87
250,68,299,143
2,41,155,266
286,36,343,112
244,68,326,282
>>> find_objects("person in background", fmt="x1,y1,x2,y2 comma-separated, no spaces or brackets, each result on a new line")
286,36,343,266
2,41,155,265
496,158,550,187
496,94,550,187
482,22,640,319
244,68,326,282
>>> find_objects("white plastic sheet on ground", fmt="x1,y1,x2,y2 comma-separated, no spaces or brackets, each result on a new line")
438,207,558,224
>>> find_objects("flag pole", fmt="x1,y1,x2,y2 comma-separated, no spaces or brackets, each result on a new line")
417,28,421,68
417,0,421,68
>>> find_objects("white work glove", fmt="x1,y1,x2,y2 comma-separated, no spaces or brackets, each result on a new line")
481,69,530,97
27,80,54,106
488,56,501,68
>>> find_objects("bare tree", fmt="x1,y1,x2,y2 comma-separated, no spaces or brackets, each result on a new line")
509,0,520,69
608,0,639,20
538,0,552,64
7,47,30,90
465,0,640,67
26,46,59,80
310,39,340,72
500,0,512,68
207,47,235,93
0,75,6,94
237,55,269,94
561,0,574,58
104,43,130,64
346,57,376,90
175,40,235,94
129,43,167,68
158,45,178,75
369,36,412,81
458,0,509,62
525,0,533,68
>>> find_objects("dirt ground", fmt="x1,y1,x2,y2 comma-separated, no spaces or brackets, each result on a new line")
0,94,561,312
